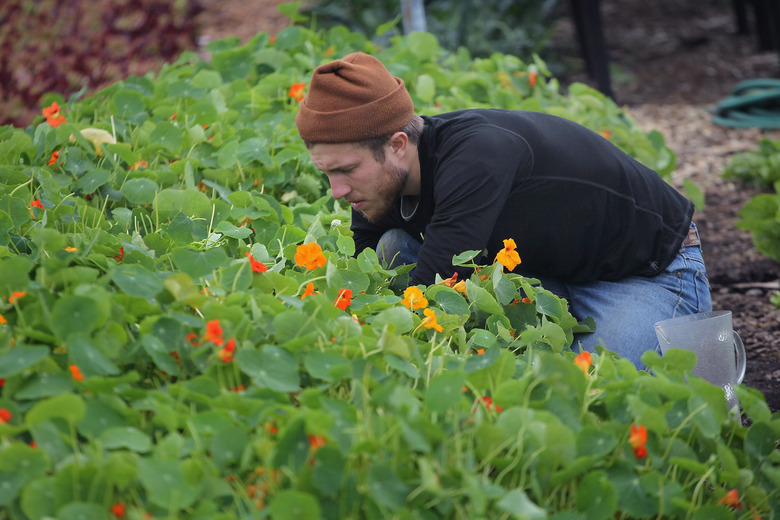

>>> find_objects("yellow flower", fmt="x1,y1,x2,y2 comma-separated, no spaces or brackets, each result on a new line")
453,280,467,294
65,246,78,253
401,286,428,310
421,308,443,332
495,238,521,271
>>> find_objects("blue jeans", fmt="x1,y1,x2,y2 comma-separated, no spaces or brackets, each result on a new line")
376,224,712,371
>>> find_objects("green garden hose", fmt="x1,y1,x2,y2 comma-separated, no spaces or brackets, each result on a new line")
711,78,780,128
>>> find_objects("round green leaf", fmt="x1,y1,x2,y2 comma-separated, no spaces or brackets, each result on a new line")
111,263,163,299
100,427,152,453
121,177,159,205
155,188,212,221
111,89,146,119
50,295,102,340
149,121,183,153
237,346,300,392
137,459,201,510
0,346,49,378
424,370,466,414
72,168,110,194
268,490,321,520
26,394,86,428
171,247,229,279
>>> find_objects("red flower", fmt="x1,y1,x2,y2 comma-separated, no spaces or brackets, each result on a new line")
110,502,126,519
529,71,538,87
42,101,66,127
288,82,306,102
204,319,224,346
308,434,326,451
718,489,743,510
0,378,5,386
185,332,198,346
629,424,648,460
217,338,236,363
48,150,60,166
480,396,503,413
29,199,44,210
334,288,352,311
114,247,124,262
70,364,85,381
245,252,268,273
0,408,11,424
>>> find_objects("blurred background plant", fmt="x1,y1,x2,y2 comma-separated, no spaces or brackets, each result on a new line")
1,0,570,129
302,0,562,62
0,0,204,128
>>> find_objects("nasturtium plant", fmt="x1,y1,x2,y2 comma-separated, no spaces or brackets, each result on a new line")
0,5,777,520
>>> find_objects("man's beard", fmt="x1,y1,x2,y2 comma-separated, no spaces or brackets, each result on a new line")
360,162,409,223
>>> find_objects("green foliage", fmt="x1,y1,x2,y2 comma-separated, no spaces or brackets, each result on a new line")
0,8,776,520
723,137,780,190
722,139,780,264
304,0,561,62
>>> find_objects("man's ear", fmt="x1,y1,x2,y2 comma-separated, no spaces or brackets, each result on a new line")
388,131,408,156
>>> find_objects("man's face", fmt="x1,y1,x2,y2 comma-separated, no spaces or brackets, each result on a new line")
309,142,409,222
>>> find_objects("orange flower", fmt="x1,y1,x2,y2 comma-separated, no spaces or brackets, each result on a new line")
288,82,306,102
8,291,26,304
0,314,6,325
574,351,592,375
48,150,60,166
401,286,428,309
480,396,503,413
323,45,335,57
0,408,11,424
185,332,198,346
718,489,743,510
42,101,66,127
421,308,443,332
308,434,326,451
29,199,44,210
529,71,538,88
65,246,77,253
334,289,352,311
439,272,458,287
110,502,126,519
295,242,327,270
453,280,467,294
217,338,236,363
204,319,224,346
245,252,268,273
495,238,521,271
70,364,85,381
114,247,124,262
301,282,315,299
629,424,648,459
129,159,149,170
476,348,485,355
599,129,612,140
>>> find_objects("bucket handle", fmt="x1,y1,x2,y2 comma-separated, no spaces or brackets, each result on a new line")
733,331,746,385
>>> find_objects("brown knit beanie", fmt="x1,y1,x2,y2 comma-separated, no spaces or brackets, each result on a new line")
295,52,415,143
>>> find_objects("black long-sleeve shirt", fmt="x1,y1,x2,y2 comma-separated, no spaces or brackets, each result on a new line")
351,109,694,285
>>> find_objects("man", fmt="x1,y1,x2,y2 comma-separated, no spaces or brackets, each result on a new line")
295,51,712,370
